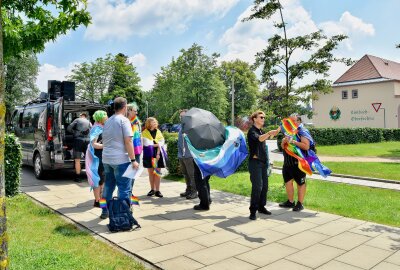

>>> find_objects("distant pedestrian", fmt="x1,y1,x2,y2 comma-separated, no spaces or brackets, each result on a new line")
178,109,197,200
142,117,167,198
67,112,92,182
100,97,139,219
85,110,108,207
247,110,273,220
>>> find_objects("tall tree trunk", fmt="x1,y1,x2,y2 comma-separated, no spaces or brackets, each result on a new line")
0,0,9,269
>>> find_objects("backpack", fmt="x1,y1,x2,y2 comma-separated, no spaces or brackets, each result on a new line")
107,197,140,232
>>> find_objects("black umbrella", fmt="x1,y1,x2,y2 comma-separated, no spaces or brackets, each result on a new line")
182,108,225,150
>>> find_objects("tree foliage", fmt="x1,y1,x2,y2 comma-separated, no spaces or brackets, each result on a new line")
396,44,400,49
5,53,39,119
68,54,114,103
245,0,352,117
0,1,91,268
151,44,228,123
219,60,259,122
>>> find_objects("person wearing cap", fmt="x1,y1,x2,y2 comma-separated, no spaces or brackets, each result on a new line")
67,112,92,182
127,102,143,193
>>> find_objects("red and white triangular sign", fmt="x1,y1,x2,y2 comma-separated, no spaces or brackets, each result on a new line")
372,103,382,112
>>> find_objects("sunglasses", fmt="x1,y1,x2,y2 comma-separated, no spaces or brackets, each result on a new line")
259,116,265,119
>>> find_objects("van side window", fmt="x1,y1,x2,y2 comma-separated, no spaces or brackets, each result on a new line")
23,106,45,130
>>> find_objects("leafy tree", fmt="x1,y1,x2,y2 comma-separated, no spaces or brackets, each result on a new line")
105,53,143,109
396,44,400,48
0,1,91,268
244,0,352,117
5,53,39,120
68,54,114,102
152,44,228,123
219,60,259,124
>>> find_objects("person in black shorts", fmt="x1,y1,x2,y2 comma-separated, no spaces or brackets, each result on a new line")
279,115,310,212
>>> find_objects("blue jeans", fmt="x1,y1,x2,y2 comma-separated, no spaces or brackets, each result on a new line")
102,162,132,213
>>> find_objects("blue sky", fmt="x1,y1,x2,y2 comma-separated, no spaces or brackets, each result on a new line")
36,0,400,92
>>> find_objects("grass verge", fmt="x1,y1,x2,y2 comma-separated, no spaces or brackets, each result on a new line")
8,194,146,270
274,161,400,181
316,141,400,158
166,173,400,227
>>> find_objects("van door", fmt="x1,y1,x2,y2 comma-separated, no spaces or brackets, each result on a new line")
52,97,65,166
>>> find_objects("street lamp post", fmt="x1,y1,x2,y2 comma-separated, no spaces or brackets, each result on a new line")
231,69,235,126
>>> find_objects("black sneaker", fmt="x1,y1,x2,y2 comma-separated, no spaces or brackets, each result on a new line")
193,204,209,211
279,200,295,208
74,177,85,183
100,211,109,219
186,192,198,200
180,191,188,197
293,201,304,212
249,212,257,220
147,190,155,196
93,200,100,208
258,207,272,215
155,191,163,198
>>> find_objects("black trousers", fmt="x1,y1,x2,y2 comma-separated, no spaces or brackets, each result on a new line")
193,161,211,209
249,159,268,213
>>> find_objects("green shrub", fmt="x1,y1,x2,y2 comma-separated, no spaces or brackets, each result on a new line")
165,134,181,175
382,129,400,141
5,133,22,197
309,128,385,146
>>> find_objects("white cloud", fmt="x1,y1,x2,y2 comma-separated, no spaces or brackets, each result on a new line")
128,53,147,67
36,63,77,92
85,0,239,40
140,75,155,91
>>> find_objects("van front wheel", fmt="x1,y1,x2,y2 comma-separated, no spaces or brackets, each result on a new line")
34,153,46,179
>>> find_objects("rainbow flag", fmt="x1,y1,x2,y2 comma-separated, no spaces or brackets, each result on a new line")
130,116,143,155
151,158,162,176
281,118,299,136
99,198,107,209
131,195,140,206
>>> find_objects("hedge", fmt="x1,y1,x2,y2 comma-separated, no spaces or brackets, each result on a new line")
164,133,180,175
277,127,400,150
5,133,22,197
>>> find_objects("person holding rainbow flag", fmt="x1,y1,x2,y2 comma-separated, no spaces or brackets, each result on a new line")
127,102,143,193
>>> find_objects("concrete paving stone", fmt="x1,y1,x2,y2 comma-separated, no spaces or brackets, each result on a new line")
316,260,363,270
386,251,400,266
229,206,252,215
119,237,160,253
157,256,205,270
154,219,207,232
147,227,206,246
287,243,346,268
233,228,289,249
278,230,330,249
365,233,400,252
336,245,393,269
232,219,283,235
236,242,298,267
200,257,258,270
99,225,166,244
372,262,400,270
259,259,312,270
191,230,242,247
311,219,362,236
186,241,251,266
193,219,242,234
269,211,316,224
322,231,371,251
137,240,205,263
349,222,391,238
271,220,318,235
300,212,342,225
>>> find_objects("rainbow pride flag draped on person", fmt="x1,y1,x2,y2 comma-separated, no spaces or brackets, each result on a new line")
281,118,331,177
184,126,248,179
85,124,104,188
130,116,143,155
142,129,168,174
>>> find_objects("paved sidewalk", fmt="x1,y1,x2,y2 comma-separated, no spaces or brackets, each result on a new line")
21,167,400,270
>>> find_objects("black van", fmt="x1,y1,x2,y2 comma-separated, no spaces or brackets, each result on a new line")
9,97,108,179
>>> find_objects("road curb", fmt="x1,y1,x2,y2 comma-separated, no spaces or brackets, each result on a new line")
272,166,400,185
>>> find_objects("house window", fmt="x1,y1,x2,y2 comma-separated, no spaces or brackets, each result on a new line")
352,89,358,99
342,90,348,99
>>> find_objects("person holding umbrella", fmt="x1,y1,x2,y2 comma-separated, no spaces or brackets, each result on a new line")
247,110,273,220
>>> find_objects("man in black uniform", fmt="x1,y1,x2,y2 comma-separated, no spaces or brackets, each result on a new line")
247,111,273,220
279,115,310,212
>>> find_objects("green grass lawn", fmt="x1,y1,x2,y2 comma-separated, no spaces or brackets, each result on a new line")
316,141,400,158
167,173,400,227
8,195,146,270
274,161,400,181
